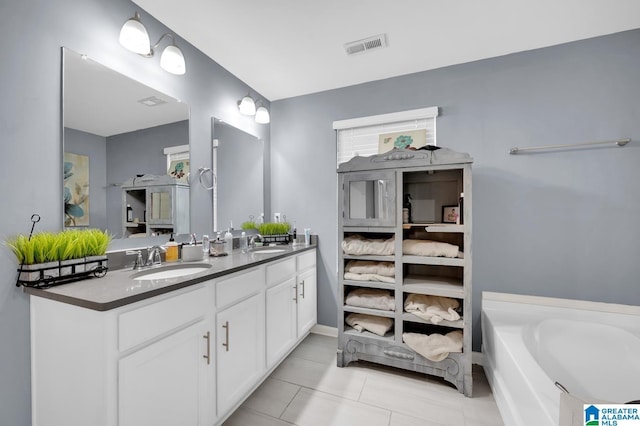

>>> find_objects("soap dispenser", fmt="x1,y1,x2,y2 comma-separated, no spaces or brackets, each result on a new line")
165,233,179,262
224,229,233,254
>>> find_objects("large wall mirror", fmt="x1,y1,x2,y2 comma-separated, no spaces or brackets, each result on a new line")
212,118,263,232
62,48,190,241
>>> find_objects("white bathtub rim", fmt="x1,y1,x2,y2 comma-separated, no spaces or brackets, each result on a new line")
482,291,640,317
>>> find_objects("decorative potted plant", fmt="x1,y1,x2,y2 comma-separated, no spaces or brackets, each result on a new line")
6,229,111,286
257,222,291,244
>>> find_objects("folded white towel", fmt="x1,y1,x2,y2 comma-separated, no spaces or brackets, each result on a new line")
344,272,396,284
345,288,395,311
342,235,395,256
402,239,460,258
346,313,393,336
404,294,460,324
345,260,395,277
403,331,463,362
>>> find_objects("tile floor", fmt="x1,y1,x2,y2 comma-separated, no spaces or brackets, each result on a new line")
223,333,504,426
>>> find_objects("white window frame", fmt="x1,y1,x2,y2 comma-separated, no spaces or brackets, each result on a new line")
333,106,439,167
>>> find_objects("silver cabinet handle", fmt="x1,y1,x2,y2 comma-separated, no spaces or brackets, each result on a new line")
300,280,305,298
222,321,229,352
293,284,298,302
203,331,211,365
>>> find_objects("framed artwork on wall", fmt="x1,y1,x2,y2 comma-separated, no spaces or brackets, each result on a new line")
63,152,90,227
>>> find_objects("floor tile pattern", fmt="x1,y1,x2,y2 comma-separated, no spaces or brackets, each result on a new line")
223,334,504,426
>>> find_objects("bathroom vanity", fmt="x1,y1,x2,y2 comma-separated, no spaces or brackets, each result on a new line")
26,245,317,426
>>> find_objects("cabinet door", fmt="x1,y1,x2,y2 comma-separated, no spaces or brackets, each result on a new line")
147,185,174,225
266,277,297,368
216,292,265,416
119,320,214,426
297,268,317,337
342,170,396,227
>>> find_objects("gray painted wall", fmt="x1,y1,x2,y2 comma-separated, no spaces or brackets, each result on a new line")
106,120,189,237
271,29,640,351
215,123,264,232
0,0,269,423
64,127,108,230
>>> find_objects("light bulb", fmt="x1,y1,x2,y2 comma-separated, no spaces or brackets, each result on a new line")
160,44,186,75
119,13,150,55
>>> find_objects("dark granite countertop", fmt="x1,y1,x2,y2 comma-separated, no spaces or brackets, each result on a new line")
25,244,317,311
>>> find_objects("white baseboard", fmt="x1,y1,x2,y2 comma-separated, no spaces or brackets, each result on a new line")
311,324,338,337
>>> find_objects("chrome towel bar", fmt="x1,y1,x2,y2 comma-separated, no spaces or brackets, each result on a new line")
509,138,631,155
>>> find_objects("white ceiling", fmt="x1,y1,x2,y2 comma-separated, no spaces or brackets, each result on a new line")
64,49,188,137
132,0,640,101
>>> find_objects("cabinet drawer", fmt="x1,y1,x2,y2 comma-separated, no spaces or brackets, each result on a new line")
266,258,295,287
119,287,208,352
216,266,265,308
297,250,316,272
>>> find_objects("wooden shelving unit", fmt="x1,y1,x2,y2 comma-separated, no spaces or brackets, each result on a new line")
337,147,473,396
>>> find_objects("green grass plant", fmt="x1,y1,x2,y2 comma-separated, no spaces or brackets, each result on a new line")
6,229,111,265
241,221,258,230
257,222,291,236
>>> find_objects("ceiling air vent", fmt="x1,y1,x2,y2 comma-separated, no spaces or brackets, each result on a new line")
138,96,167,107
344,34,388,56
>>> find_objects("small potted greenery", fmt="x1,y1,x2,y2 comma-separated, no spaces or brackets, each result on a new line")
257,222,291,244
7,228,111,284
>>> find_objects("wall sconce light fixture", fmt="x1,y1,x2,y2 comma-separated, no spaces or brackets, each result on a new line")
119,12,186,75
255,102,271,124
238,93,256,116
237,93,270,124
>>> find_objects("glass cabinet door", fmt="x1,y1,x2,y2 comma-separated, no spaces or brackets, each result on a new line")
342,171,396,227
147,186,174,225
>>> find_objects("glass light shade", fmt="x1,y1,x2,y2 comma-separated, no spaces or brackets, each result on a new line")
119,14,151,55
160,45,186,75
255,105,270,124
238,95,256,116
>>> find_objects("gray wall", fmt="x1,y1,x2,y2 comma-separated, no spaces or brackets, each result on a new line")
64,127,108,230
216,123,264,231
271,29,640,351
106,120,189,237
0,0,269,423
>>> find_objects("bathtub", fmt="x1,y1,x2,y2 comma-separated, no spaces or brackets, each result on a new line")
481,292,640,426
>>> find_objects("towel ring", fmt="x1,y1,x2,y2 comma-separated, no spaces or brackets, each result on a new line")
198,167,215,190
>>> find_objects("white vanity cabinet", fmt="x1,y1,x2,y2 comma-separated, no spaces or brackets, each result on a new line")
214,266,266,417
266,258,298,368
30,284,215,426
119,320,213,426
296,250,318,337
29,248,317,426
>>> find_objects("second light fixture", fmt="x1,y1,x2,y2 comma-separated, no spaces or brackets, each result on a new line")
238,93,270,124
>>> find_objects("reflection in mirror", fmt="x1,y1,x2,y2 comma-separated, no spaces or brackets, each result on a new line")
62,48,190,240
212,118,263,232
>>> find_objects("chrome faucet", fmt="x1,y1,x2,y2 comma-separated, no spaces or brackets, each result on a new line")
249,234,263,250
126,250,144,270
146,245,165,266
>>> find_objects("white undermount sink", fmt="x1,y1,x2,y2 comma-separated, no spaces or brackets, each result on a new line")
252,248,286,254
132,263,212,281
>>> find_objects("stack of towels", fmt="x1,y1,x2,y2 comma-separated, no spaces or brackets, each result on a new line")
345,288,395,311
404,294,461,324
403,331,463,362
344,260,395,283
345,313,393,337
342,235,395,256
